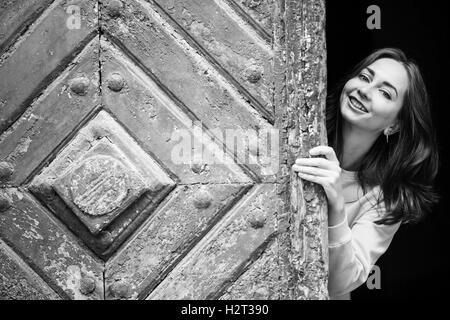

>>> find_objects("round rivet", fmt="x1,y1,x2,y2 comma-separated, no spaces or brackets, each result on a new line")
244,65,262,84
191,163,206,174
69,76,90,96
29,181,54,201
98,230,114,248
91,128,105,139
244,0,263,9
193,190,212,209
0,193,12,213
109,282,131,299
79,276,96,295
106,72,125,92
0,162,14,182
247,210,266,229
106,0,123,17
41,181,54,198
253,287,269,299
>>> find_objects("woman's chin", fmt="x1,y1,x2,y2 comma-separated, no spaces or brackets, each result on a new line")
341,105,358,121
340,108,368,129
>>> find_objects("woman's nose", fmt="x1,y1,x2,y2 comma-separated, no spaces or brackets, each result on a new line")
357,85,371,101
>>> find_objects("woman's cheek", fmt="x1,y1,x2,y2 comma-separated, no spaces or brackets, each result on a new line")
371,98,395,119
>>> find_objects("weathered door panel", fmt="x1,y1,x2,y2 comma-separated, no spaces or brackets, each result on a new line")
219,237,282,300
0,0,55,55
152,0,274,119
0,39,100,186
229,0,273,38
0,0,104,300
99,38,255,185
99,0,282,299
0,238,60,300
0,0,328,300
0,0,98,134
100,0,276,183
146,184,280,300
104,183,253,300
0,188,104,299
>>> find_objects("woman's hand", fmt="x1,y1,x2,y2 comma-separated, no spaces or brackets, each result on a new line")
292,146,345,224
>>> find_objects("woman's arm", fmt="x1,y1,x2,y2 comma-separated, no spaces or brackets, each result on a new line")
292,146,401,297
327,200,401,297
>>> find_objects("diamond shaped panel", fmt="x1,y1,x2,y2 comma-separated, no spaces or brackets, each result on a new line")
30,110,176,258
53,140,148,234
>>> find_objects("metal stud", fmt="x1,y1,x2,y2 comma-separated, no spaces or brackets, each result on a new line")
247,210,266,229
29,181,54,201
0,162,14,182
253,287,269,299
191,163,206,174
244,65,262,84
109,281,131,299
98,230,114,248
106,0,123,18
91,126,107,140
79,275,96,295
69,76,90,96
193,190,212,209
106,72,125,92
0,193,12,213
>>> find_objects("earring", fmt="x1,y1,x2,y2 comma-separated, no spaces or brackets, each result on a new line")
384,127,394,143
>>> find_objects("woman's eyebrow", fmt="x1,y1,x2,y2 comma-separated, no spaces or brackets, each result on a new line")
366,67,399,98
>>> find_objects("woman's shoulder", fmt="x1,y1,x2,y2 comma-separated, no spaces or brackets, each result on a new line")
351,184,390,225
342,169,383,199
341,171,387,224
341,169,381,203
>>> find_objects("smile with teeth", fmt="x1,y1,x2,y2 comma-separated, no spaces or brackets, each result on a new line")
349,96,368,113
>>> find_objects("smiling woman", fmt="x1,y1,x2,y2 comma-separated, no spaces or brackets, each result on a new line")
292,48,440,299
340,58,407,140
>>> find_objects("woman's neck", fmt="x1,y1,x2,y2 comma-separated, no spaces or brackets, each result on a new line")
341,122,380,171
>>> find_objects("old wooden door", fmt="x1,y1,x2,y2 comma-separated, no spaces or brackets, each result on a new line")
0,0,328,300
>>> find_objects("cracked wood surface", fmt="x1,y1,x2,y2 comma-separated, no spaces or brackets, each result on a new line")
0,0,328,300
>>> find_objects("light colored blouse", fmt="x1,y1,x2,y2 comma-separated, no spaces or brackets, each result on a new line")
328,169,401,300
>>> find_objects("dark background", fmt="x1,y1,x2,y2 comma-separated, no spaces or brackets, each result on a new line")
326,0,449,299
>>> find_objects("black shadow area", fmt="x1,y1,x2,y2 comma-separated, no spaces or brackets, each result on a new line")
326,0,450,300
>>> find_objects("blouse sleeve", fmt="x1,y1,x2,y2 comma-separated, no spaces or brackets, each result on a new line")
327,195,401,297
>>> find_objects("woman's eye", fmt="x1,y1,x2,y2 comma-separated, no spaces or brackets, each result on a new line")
358,74,370,82
381,90,392,100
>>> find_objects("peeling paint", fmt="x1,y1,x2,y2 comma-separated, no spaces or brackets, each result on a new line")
273,0,329,300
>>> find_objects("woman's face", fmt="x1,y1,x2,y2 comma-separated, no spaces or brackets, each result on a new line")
339,58,409,133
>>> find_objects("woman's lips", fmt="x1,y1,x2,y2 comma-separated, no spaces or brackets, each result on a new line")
348,96,368,113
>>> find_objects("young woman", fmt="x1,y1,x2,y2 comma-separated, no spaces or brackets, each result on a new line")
292,48,439,299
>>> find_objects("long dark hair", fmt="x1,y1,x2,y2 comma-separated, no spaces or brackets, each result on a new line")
327,48,440,225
